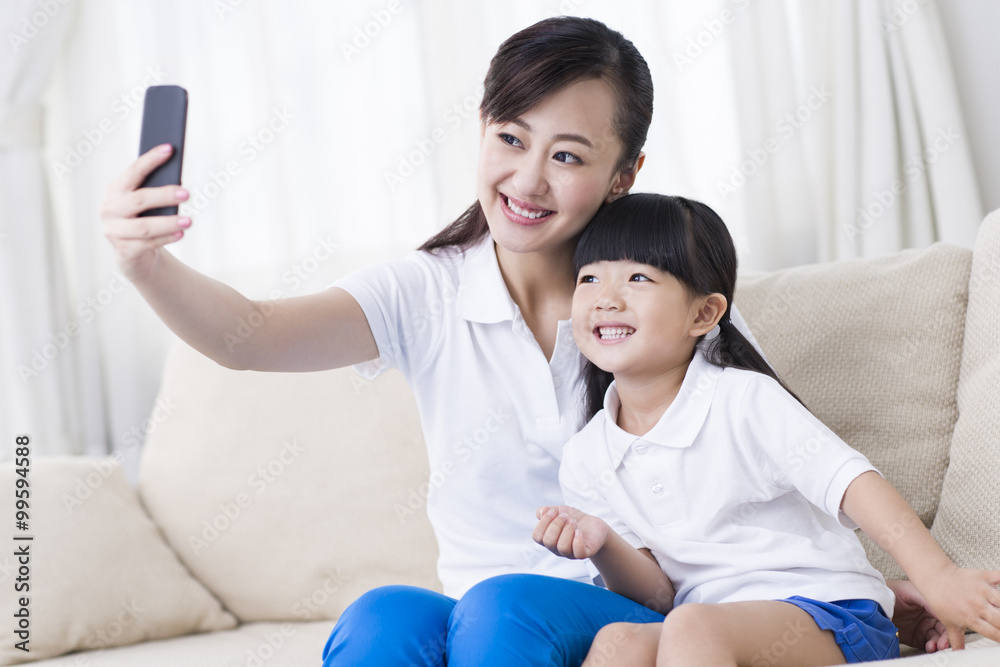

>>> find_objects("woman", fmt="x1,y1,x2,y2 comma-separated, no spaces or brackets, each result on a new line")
100,16,945,666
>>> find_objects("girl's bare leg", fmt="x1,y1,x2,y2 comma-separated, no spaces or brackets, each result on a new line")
582,622,661,666
657,601,846,667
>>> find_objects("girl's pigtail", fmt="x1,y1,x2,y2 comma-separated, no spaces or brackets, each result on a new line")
708,316,806,407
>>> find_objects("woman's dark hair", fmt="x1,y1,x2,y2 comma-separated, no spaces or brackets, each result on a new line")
419,16,653,252
574,193,803,420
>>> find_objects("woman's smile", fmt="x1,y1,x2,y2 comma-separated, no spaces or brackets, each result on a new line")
500,193,556,225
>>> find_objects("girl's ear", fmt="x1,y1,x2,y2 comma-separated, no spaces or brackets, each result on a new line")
690,293,727,337
605,152,645,203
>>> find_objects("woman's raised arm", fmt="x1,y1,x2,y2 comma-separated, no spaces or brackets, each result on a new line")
100,145,379,372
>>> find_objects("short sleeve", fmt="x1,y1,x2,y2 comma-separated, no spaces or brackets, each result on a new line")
559,424,646,579
737,376,879,528
331,252,450,381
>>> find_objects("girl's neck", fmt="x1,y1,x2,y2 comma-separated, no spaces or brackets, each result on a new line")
614,359,692,436
494,240,576,317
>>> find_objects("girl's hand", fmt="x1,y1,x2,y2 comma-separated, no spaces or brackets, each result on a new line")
100,144,192,282
887,579,949,652
532,505,610,560
920,565,1000,650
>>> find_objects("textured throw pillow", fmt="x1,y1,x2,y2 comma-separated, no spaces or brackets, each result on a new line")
736,242,971,579
137,341,440,623
931,209,1000,570
0,457,236,666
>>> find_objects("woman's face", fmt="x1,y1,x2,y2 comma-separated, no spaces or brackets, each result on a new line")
476,78,637,257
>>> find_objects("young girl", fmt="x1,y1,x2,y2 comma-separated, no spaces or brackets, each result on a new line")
101,15,947,665
533,193,1000,665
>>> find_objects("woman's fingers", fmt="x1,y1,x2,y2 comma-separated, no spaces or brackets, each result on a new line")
104,214,190,241
102,183,189,220
110,144,174,195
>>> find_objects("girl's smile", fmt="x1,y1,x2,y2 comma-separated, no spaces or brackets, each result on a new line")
593,321,636,343
572,260,708,380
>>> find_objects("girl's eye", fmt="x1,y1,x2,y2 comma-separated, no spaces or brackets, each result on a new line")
629,274,651,282
499,133,522,148
578,274,597,284
554,151,582,165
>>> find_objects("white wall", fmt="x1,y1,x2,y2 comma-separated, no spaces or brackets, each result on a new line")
938,0,1000,216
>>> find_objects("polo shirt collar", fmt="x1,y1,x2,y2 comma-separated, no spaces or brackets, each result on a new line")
603,349,721,469
456,235,517,323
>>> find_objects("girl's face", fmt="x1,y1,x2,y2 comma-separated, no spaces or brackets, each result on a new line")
476,78,639,257
571,260,723,379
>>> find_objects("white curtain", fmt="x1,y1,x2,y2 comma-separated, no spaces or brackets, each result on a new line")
1,0,82,458
1,0,982,464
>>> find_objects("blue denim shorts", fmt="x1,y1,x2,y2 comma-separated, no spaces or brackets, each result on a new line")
782,597,900,663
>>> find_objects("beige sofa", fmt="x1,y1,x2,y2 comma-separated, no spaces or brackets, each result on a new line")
3,209,1000,667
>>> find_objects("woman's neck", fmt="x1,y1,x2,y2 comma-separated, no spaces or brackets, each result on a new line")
614,359,691,436
494,241,576,318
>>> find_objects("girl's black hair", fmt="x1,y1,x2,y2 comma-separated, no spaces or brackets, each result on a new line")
419,16,653,252
574,193,803,419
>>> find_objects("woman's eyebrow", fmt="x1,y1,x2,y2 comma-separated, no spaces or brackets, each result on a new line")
510,118,594,149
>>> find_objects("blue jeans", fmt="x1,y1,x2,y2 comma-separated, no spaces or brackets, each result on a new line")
321,573,665,666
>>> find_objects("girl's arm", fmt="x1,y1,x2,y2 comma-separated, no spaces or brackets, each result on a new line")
101,146,379,372
841,471,1000,649
533,505,675,614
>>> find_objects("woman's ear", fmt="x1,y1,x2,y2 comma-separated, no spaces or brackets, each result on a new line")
689,293,727,337
605,152,645,203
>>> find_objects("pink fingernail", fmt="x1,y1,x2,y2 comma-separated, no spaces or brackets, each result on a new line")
175,189,188,201
159,144,172,153
178,217,191,228
173,231,184,240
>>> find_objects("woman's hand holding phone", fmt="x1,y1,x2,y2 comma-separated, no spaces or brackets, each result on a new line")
100,144,191,282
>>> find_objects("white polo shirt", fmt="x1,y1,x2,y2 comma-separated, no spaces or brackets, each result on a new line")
334,236,591,596
334,235,761,598
559,349,895,616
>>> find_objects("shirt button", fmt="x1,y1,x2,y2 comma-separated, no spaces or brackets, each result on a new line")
552,374,563,388
652,483,664,495
635,444,648,454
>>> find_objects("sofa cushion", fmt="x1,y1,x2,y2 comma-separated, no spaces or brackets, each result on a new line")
25,621,334,667
0,457,236,666
931,209,1000,570
735,242,971,580
137,342,441,623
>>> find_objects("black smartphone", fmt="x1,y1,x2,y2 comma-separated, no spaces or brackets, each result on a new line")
138,85,188,217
